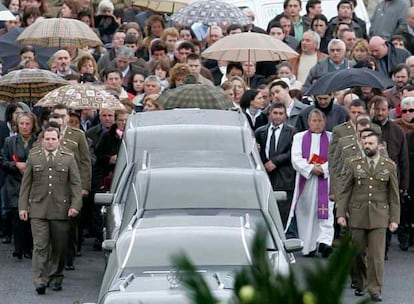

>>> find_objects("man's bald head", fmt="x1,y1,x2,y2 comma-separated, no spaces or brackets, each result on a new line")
369,36,388,59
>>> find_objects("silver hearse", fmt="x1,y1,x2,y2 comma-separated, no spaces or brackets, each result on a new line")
97,208,301,304
97,109,259,242
97,150,301,256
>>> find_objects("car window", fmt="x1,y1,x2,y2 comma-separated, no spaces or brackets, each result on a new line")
110,140,127,193
119,172,138,233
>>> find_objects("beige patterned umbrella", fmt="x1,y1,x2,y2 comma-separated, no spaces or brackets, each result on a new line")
132,0,191,13
36,84,126,110
17,18,102,48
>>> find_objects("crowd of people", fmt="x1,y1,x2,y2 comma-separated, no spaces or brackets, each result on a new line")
0,0,413,301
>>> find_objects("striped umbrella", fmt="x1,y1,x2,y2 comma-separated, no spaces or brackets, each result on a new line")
170,0,250,26
0,68,69,105
157,83,234,109
17,18,102,48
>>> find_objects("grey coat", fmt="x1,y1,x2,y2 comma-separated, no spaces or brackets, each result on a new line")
302,58,354,93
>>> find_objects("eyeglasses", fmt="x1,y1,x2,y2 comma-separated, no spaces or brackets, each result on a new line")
402,108,414,113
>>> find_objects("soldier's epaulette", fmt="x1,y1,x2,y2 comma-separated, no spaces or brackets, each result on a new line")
29,147,42,155
69,127,83,133
382,158,397,167
342,142,356,150
60,149,74,156
64,138,78,145
348,155,362,162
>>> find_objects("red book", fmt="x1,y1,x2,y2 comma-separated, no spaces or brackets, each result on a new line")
308,153,325,164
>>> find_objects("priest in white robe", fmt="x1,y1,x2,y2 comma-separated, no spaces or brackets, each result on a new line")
287,108,335,257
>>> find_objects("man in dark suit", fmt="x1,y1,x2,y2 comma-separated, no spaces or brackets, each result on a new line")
255,102,296,227
269,79,308,128
86,109,115,250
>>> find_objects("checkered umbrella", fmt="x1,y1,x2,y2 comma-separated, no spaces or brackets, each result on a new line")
17,18,102,48
132,0,191,13
170,0,250,26
0,68,69,105
157,84,234,109
36,84,126,110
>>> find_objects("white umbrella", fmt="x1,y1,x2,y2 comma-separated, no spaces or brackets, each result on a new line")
202,32,299,62
0,3,16,21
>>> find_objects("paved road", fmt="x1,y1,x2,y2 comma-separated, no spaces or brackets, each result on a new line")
1,237,414,304
296,238,414,304
0,238,104,304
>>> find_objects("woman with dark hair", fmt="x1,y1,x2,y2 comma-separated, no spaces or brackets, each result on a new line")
311,14,330,54
128,70,148,97
22,6,40,27
0,112,38,259
4,0,19,13
0,103,24,150
239,89,268,130
178,26,196,41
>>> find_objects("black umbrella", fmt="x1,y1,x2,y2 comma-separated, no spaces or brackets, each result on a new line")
0,28,58,72
305,68,395,96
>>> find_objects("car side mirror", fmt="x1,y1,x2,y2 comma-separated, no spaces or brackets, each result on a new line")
283,238,303,253
273,191,287,201
102,239,116,251
94,193,114,206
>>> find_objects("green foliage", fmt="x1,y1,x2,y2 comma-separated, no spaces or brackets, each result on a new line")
172,225,371,304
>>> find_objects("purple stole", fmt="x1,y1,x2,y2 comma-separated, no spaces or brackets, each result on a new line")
298,130,329,219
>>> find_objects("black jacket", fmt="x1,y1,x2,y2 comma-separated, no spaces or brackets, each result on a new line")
0,133,37,208
295,101,349,132
255,123,296,191
95,124,123,185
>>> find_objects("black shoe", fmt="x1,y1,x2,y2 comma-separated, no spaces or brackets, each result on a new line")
36,284,46,295
93,239,102,251
399,243,409,251
51,283,62,291
65,265,75,271
371,293,383,302
303,250,316,257
354,288,365,296
350,281,358,289
76,250,82,257
318,243,333,258
12,251,22,260
2,236,11,244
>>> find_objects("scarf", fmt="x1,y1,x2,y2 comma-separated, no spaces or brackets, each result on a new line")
298,130,330,219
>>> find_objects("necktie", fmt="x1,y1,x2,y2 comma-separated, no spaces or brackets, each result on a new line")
369,159,375,174
269,127,278,159
47,152,54,164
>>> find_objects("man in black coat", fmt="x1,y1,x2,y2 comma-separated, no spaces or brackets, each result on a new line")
255,102,296,227
372,96,410,254
369,36,411,77
296,93,349,132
